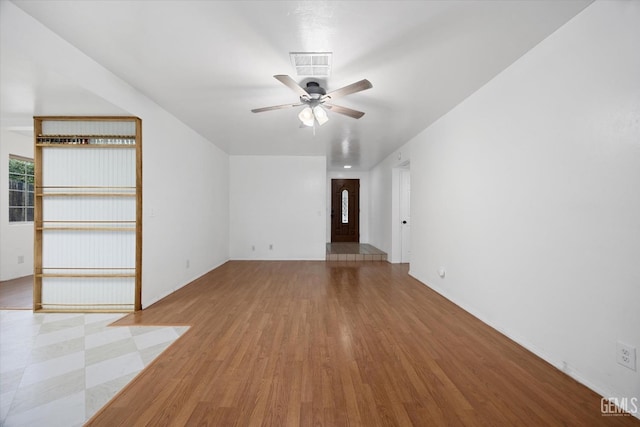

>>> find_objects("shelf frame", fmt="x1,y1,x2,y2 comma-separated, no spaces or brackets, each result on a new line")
33,116,142,313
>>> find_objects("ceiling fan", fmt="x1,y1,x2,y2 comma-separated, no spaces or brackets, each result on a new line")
251,75,372,127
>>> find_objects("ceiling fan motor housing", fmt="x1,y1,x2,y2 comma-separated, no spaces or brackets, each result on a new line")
304,81,326,100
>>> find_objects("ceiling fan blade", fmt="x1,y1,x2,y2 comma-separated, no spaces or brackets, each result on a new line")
251,102,304,113
322,79,372,101
323,103,365,119
274,75,310,99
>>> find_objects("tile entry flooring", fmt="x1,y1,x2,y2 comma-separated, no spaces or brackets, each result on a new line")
326,242,388,261
0,310,188,426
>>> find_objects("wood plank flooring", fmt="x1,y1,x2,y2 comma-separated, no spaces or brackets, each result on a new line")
88,261,638,426
0,275,32,309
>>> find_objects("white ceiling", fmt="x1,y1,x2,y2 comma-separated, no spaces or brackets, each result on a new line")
2,0,591,170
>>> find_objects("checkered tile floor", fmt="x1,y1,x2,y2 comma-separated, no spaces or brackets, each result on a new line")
0,310,188,426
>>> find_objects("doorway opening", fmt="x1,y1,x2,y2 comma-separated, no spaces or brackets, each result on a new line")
331,179,359,243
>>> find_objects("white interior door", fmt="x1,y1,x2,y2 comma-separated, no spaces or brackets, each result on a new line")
400,168,411,263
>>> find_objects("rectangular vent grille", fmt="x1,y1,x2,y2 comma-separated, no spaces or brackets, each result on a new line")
290,52,332,77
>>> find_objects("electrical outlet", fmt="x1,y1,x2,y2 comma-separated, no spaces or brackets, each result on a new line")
17,255,24,264
185,259,190,269
617,342,636,371
269,244,273,250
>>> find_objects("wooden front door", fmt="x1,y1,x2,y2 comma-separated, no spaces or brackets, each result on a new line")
331,179,359,242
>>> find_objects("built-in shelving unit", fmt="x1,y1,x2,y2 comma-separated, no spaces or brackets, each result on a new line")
34,117,142,312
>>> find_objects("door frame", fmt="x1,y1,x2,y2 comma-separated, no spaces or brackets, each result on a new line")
400,168,411,263
330,178,360,243
391,161,410,263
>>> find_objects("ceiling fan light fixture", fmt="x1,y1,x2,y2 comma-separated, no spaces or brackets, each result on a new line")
313,105,329,126
298,106,315,127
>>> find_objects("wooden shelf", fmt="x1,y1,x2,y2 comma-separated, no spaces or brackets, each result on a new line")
36,144,135,148
37,273,136,278
37,227,136,231
41,267,135,270
35,302,134,314
34,116,142,313
38,185,135,189
37,302,134,306
37,309,133,312
36,186,135,197
37,193,136,197
37,134,135,147
38,134,135,138
39,185,134,188
37,222,136,231
39,220,135,223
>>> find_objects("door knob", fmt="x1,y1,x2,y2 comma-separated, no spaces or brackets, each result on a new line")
402,220,407,224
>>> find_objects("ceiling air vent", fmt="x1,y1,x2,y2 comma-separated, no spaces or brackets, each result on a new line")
290,52,332,77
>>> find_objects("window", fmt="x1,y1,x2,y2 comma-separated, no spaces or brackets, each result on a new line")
9,156,35,222
341,189,349,224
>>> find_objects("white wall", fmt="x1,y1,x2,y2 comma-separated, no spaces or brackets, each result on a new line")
369,146,410,262
230,156,326,260
326,171,369,243
409,0,639,405
142,118,229,307
0,130,34,280
2,3,230,307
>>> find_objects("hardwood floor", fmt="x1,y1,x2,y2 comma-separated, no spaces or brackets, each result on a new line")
88,261,638,426
0,275,32,309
